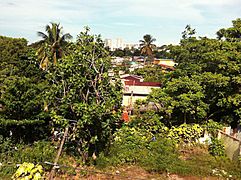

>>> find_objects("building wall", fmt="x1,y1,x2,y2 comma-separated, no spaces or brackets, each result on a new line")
153,59,176,67
122,85,160,106
124,85,159,95
218,131,241,161
122,95,146,106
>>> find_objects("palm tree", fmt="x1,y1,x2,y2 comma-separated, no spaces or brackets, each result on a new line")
36,22,72,70
139,34,156,65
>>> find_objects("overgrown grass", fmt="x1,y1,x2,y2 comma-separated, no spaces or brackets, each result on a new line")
0,139,75,179
96,126,241,178
0,140,55,178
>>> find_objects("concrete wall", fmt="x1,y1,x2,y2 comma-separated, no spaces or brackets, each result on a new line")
218,131,241,161
153,59,176,67
122,95,146,106
122,86,160,106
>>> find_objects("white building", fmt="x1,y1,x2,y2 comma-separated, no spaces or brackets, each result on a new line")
120,75,161,106
105,38,138,51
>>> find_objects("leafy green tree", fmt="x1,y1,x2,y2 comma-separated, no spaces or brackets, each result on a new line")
112,48,125,57
44,28,122,160
149,76,208,125
132,65,164,83
0,36,46,120
217,18,241,42
133,48,141,56
0,36,28,78
123,47,133,56
181,25,196,39
154,45,173,59
139,34,156,64
148,20,241,126
36,22,72,69
0,36,49,141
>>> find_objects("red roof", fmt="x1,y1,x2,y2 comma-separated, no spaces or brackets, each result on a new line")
124,81,161,87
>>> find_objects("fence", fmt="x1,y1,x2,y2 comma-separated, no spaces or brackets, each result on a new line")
218,130,241,161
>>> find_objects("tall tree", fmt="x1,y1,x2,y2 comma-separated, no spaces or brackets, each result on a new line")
148,20,241,126
45,28,122,160
217,18,241,42
36,22,72,70
139,34,156,64
0,36,49,141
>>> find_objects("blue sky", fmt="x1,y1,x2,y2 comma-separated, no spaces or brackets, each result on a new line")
0,0,240,45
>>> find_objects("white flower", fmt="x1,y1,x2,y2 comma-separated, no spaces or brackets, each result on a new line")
221,170,227,175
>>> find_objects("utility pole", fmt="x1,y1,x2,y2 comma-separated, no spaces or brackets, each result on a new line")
48,126,69,180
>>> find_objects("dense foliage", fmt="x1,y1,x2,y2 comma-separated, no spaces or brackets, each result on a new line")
1,19,241,178
12,162,44,180
97,124,240,178
0,36,49,141
148,19,241,126
132,65,164,82
44,28,122,160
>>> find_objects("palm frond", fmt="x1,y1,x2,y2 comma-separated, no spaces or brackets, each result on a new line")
46,24,54,43
61,33,72,42
37,32,48,40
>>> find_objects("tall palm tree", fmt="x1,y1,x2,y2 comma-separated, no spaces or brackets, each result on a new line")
139,34,156,64
36,22,72,70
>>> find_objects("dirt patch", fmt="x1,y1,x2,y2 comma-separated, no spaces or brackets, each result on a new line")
179,145,208,161
54,165,219,180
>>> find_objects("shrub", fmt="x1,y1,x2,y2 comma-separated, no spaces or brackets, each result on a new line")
139,138,181,172
0,141,55,178
12,162,44,180
208,137,225,157
203,120,223,137
96,125,180,171
129,111,168,135
167,124,203,144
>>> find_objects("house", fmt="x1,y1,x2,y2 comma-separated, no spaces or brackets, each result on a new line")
121,74,161,106
120,74,144,82
153,58,176,66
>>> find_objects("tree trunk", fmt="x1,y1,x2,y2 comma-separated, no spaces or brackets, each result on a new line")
184,111,187,124
53,52,57,65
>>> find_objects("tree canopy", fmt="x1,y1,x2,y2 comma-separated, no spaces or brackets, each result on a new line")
139,34,156,63
44,28,122,158
36,22,72,70
148,19,241,126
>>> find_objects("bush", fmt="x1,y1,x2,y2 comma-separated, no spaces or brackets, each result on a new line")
167,124,203,144
139,138,181,172
100,126,152,166
129,111,168,135
203,120,223,137
208,137,225,157
12,162,44,180
96,125,180,171
0,141,55,178
0,135,14,154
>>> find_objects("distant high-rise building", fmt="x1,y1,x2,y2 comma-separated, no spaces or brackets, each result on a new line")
105,37,138,51
115,38,124,49
105,39,113,50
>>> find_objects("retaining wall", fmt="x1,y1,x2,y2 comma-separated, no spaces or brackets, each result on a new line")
218,130,241,161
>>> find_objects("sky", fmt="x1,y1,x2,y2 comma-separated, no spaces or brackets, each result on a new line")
0,0,241,45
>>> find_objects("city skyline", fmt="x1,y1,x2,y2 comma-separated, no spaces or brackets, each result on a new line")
0,0,241,45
